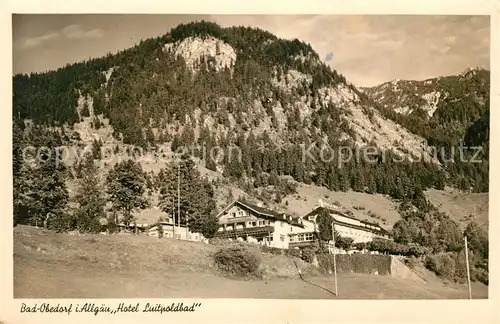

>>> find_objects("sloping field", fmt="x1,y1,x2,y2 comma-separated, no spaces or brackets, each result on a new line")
13,226,487,299
425,187,489,229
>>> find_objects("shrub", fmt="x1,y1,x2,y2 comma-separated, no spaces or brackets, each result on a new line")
471,267,489,285
301,246,318,263
285,248,302,258
208,237,228,246
404,256,420,269
157,222,164,238
213,246,262,278
260,245,283,255
106,213,119,234
353,242,367,251
425,253,456,280
318,254,392,275
336,236,354,251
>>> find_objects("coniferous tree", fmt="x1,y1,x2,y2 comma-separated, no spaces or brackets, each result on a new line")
464,221,488,259
81,102,90,118
13,122,25,226
146,127,156,145
106,159,147,227
316,208,333,242
159,154,218,237
17,152,69,229
73,155,106,233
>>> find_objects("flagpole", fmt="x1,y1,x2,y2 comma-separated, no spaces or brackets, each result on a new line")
464,236,472,299
331,222,338,296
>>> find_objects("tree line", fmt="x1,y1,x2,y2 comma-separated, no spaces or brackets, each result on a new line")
13,122,219,238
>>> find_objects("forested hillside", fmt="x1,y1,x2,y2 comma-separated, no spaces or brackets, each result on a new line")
361,68,490,192
13,21,489,231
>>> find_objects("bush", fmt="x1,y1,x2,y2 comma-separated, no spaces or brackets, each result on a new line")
353,242,367,251
208,237,228,246
106,213,119,234
285,248,302,258
260,245,283,255
471,267,489,285
301,246,318,263
213,246,262,278
47,212,75,233
404,256,420,269
318,253,392,275
157,222,164,238
425,253,456,280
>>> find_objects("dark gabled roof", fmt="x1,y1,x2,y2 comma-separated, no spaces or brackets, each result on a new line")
217,200,304,228
303,206,390,236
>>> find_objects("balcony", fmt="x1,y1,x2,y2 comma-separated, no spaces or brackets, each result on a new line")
214,225,275,239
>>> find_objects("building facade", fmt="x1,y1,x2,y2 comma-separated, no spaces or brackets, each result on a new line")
147,221,207,242
215,201,391,250
215,200,309,249
302,207,391,244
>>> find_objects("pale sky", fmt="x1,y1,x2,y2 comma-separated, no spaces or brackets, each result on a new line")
12,14,490,87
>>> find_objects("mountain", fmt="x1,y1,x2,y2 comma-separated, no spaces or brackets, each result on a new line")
361,67,490,192
360,67,488,118
13,20,488,206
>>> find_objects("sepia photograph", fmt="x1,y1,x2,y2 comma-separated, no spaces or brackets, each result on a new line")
11,11,491,303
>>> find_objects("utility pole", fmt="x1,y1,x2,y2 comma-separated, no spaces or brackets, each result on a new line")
177,161,181,240
464,236,472,299
331,222,338,296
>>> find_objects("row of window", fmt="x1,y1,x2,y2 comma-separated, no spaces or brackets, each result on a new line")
337,230,377,241
218,220,274,232
264,235,285,242
289,232,314,242
228,210,248,218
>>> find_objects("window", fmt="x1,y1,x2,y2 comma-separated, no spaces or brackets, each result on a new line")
290,236,296,242
258,220,264,226
252,221,257,226
280,235,285,242
290,227,293,232
305,233,314,241
298,234,304,242
267,235,273,242
230,212,236,218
